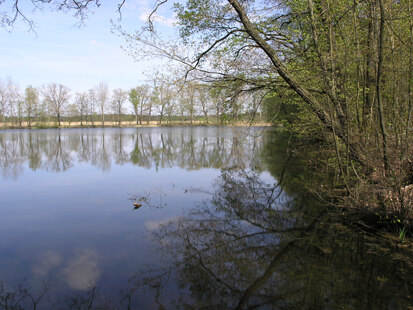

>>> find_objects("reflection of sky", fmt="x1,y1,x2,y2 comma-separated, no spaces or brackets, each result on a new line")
32,250,62,277
0,127,276,303
61,249,100,290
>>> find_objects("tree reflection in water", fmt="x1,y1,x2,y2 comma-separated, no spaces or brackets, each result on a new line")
0,128,263,179
126,167,412,309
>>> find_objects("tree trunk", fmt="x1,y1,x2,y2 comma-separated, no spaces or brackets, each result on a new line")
363,1,375,132
148,107,152,124
377,0,389,171
406,0,413,151
228,0,366,165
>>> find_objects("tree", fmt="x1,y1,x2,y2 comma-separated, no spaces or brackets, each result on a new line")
42,83,70,127
151,75,175,125
66,103,79,125
24,86,39,128
197,84,210,124
0,78,19,127
95,82,109,127
129,85,150,125
111,88,127,126
88,88,97,126
74,92,88,126
4,80,21,128
129,88,139,125
147,85,157,124
1,0,104,31
16,99,24,128
182,82,197,125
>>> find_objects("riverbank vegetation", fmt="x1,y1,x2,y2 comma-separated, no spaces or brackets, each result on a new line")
121,0,413,228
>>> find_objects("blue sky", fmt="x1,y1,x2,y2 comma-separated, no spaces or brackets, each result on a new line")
0,0,177,93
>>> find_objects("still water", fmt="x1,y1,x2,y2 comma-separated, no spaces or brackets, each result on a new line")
0,127,411,309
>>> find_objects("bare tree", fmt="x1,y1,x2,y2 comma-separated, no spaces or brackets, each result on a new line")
195,84,210,124
0,83,8,127
0,0,104,32
147,86,156,124
95,81,109,127
184,82,197,125
88,88,97,126
42,83,70,127
7,80,21,128
153,76,175,125
74,92,88,126
0,78,18,127
7,86,21,127
111,88,127,126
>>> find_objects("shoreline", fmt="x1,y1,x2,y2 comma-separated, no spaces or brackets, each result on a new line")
0,120,273,130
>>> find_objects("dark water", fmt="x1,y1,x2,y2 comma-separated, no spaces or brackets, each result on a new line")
0,127,411,309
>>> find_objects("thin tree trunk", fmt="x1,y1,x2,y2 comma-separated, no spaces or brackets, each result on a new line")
148,107,152,124
363,1,376,134
377,0,389,171
101,108,104,128
406,0,413,151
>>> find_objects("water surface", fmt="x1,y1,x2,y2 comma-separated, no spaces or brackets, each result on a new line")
0,127,411,309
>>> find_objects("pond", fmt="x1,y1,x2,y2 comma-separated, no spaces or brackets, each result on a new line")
0,127,411,309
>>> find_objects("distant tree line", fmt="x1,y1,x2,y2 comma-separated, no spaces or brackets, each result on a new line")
0,75,264,129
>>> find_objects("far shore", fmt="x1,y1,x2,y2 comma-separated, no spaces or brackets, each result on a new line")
0,120,272,130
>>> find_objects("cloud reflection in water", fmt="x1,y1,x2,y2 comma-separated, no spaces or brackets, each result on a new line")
32,250,62,277
61,249,100,290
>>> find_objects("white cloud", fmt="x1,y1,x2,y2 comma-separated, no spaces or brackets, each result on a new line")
139,11,176,27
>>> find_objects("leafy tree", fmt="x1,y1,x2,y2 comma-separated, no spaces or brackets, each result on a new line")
129,85,150,125
24,86,39,128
